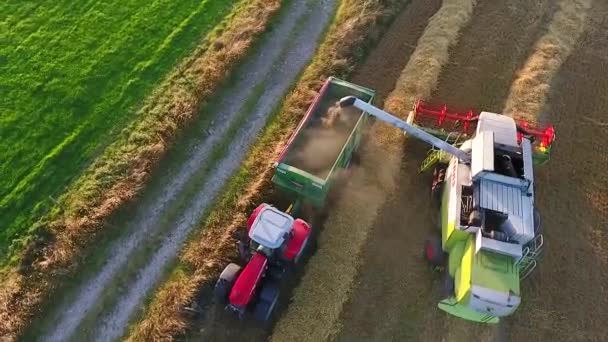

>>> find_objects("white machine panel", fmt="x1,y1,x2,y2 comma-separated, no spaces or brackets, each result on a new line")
480,236,522,258
521,138,535,188
479,179,523,217
476,112,518,147
471,131,495,180
249,206,294,249
477,179,535,244
470,285,521,317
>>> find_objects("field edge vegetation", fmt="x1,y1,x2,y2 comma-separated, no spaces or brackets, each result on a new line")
0,1,283,339
0,0,239,259
126,0,410,340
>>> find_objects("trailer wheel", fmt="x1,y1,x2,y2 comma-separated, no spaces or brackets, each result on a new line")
214,263,241,304
424,236,445,266
348,151,361,168
254,281,280,322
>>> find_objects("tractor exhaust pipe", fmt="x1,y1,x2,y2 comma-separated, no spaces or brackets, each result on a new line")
339,96,471,163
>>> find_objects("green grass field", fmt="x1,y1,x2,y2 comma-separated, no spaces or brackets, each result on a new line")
0,0,238,258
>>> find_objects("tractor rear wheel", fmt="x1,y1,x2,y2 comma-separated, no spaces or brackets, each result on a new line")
293,235,310,265
254,281,280,322
424,236,445,266
214,263,241,304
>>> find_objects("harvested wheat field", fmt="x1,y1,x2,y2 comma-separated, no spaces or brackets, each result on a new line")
4,0,607,341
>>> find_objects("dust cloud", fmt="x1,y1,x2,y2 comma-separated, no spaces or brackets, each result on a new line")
287,103,361,178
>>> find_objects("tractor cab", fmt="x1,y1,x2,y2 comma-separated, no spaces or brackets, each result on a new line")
245,204,312,262
248,205,294,251
216,204,312,320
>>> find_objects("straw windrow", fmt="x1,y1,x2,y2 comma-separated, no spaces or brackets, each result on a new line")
503,0,592,120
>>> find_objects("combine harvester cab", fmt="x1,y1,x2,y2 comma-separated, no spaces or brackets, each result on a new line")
214,78,375,322
338,95,555,324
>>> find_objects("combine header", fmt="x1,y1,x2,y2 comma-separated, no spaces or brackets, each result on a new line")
411,100,555,171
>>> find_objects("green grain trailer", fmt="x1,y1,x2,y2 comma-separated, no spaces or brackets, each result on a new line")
271,77,375,207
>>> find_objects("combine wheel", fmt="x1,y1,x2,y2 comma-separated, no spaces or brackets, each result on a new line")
214,263,241,304
533,207,542,234
424,236,445,267
442,272,455,297
432,210,442,232
254,281,280,322
431,184,443,207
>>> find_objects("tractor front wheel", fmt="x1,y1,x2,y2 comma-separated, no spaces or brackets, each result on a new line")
214,263,241,304
254,281,280,322
424,236,445,267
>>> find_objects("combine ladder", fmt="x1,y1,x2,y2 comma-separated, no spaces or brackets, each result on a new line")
517,234,544,280
419,132,462,173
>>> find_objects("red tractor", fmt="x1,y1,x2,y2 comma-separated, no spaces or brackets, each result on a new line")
214,203,312,321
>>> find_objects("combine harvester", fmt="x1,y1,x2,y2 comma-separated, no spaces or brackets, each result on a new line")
340,95,555,324
214,77,556,324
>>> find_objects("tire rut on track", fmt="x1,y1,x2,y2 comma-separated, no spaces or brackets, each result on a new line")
334,1,556,341
38,0,337,341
